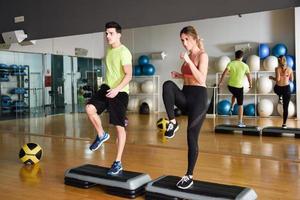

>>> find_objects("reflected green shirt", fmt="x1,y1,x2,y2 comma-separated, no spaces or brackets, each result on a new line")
226,60,250,88
104,45,132,93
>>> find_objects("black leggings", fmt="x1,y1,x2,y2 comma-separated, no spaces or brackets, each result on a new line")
163,80,208,176
274,84,291,124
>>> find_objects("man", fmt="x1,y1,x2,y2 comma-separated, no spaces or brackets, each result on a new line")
86,21,132,175
218,50,252,127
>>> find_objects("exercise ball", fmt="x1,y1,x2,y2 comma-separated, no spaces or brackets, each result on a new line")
286,55,295,70
129,81,139,94
258,43,270,59
243,77,250,93
257,76,273,94
277,101,295,118
19,143,43,165
232,104,240,115
244,103,256,116
246,55,260,71
133,65,142,76
139,102,150,115
157,117,169,132
141,80,154,93
263,56,278,71
142,64,155,75
217,99,231,115
141,98,153,111
215,56,231,72
257,99,273,117
138,55,150,65
289,81,296,93
272,43,287,57
127,98,139,111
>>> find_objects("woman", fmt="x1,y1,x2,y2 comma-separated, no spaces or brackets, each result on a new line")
269,55,294,128
162,26,208,189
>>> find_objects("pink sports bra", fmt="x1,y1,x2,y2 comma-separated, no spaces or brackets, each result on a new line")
181,62,195,78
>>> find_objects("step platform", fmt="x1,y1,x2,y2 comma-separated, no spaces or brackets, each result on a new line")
145,175,257,200
64,164,151,198
215,124,260,136
262,126,300,138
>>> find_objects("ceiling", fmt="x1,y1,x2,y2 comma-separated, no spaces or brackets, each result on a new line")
0,0,299,42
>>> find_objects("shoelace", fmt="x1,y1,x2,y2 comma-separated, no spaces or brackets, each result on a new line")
179,175,190,183
111,162,118,168
167,123,174,131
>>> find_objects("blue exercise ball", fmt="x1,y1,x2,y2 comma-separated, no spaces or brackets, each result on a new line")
286,55,295,70
272,43,287,57
142,64,155,76
258,43,270,59
232,104,240,115
289,81,296,93
244,103,255,116
138,55,150,65
217,100,231,115
133,65,142,76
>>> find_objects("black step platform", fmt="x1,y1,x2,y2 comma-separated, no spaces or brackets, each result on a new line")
215,124,260,136
145,175,257,200
64,164,151,198
262,126,300,138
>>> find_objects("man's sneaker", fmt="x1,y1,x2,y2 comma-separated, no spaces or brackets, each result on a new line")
164,122,179,139
237,122,246,128
282,124,287,129
279,96,283,104
107,161,123,175
89,132,110,151
176,175,193,189
228,109,233,116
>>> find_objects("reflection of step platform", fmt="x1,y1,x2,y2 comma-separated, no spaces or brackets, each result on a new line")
145,175,257,200
262,126,300,138
64,164,151,198
215,124,260,136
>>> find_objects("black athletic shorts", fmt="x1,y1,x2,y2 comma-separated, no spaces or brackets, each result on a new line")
87,84,129,127
227,85,243,105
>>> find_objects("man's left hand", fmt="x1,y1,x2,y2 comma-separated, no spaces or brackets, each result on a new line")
106,88,120,98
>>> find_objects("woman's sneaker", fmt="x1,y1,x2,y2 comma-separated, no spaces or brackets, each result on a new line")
237,122,246,128
282,124,287,129
89,132,110,151
176,175,193,189
164,122,179,139
279,96,283,104
107,161,123,175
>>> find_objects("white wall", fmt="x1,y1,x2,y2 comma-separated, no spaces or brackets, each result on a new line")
8,32,105,59
121,8,295,112
0,8,296,115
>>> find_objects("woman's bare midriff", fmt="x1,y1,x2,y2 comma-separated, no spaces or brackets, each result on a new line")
183,77,206,87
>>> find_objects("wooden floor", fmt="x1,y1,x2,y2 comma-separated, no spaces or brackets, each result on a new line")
0,113,300,199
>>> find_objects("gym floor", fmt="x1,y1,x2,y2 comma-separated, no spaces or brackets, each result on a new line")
0,113,300,199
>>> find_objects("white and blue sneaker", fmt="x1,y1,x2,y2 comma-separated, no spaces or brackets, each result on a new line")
89,132,110,151
107,161,123,175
